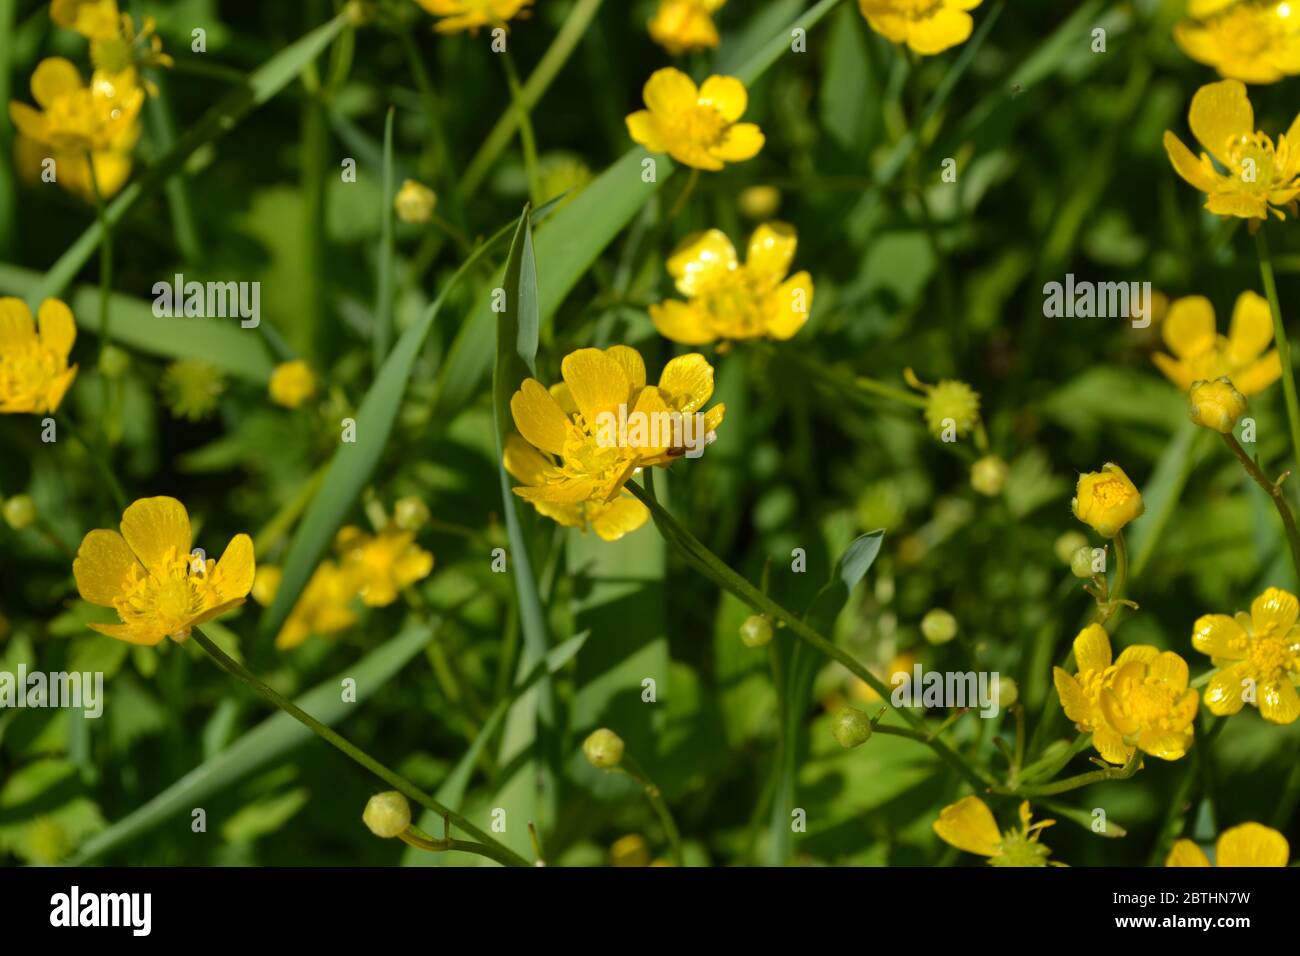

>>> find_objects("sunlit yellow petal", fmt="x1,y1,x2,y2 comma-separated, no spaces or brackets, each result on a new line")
667,229,738,296
37,298,76,359
650,300,717,345
1192,613,1248,660
658,353,715,413
562,347,632,425
1204,662,1249,715
31,57,83,109
1165,839,1212,867
511,378,569,457
746,221,797,283
710,122,764,162
1226,291,1273,366
1216,823,1289,867
119,496,192,577
591,496,650,541
932,795,1001,858
73,529,142,606
1259,678,1300,724
1162,296,1217,360
1189,79,1254,167
698,75,747,123
1251,586,1299,634
213,533,256,604
1073,623,1113,674
643,66,698,116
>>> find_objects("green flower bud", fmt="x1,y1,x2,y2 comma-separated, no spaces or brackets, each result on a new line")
995,676,1019,710
98,344,130,379
363,791,412,838
970,455,1008,496
2,495,37,530
1070,545,1100,579
582,728,624,769
921,608,958,645
1054,531,1088,566
831,707,873,748
739,614,773,648
393,496,430,532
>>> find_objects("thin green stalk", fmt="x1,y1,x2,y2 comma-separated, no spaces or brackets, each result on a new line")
627,479,992,790
396,828,518,866
621,754,683,866
59,415,126,512
1255,227,1300,499
759,344,927,409
1222,431,1300,582
395,28,464,227
375,107,396,371
84,153,113,393
190,627,529,867
500,49,543,207
990,748,1142,798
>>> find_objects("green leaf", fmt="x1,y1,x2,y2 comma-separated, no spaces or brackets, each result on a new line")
28,12,352,306
374,106,396,371
0,265,276,381
67,622,432,863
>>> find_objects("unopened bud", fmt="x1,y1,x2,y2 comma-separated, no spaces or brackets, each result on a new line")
363,791,412,838
582,728,624,769
831,707,873,748
739,614,773,648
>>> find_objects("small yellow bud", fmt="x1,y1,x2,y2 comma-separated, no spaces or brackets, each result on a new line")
393,496,431,532
268,360,317,409
610,834,651,867
3,495,37,530
739,613,773,648
970,455,1008,496
363,791,412,838
738,184,781,220
921,608,958,645
1070,545,1099,579
395,179,437,224
1188,377,1246,434
830,707,873,748
582,728,624,769
995,676,1018,710
1072,462,1143,538
1054,531,1088,565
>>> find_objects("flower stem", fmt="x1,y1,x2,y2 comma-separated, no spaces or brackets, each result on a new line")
627,479,992,790
1222,431,1300,582
621,754,683,866
1254,227,1300,501
190,626,529,867
500,48,543,207
990,747,1142,797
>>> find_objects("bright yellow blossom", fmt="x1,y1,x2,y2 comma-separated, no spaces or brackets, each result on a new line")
1188,377,1247,432
505,347,725,539
649,224,813,345
0,298,78,415
1175,1,1300,85
1098,649,1199,762
268,360,318,409
1152,292,1281,396
626,67,763,171
1163,79,1300,220
414,0,532,34
1072,463,1143,538
1166,822,1290,866
1055,625,1162,764
1192,587,1300,724
50,0,121,38
335,525,433,607
933,797,1062,867
648,0,725,55
253,563,359,651
73,497,255,645
858,0,984,56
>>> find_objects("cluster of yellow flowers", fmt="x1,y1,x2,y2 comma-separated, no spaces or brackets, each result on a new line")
0,297,79,415
8,0,170,202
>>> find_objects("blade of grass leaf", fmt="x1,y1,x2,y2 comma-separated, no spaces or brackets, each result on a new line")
375,106,396,371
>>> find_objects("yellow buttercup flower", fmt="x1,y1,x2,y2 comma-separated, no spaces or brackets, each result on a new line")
505,347,725,538
649,224,813,345
1097,649,1199,761
12,128,133,203
1192,586,1300,724
0,298,79,415
50,0,121,39
933,797,1061,867
1175,1,1300,84
253,563,359,651
1164,79,1300,220
414,0,532,34
626,67,763,172
73,497,255,645
1055,624,1160,765
88,13,174,84
268,360,318,409
648,0,725,55
1152,292,1281,396
335,525,433,607
858,0,984,56
9,58,143,154
1166,822,1290,866
1072,463,1143,538
1188,377,1247,432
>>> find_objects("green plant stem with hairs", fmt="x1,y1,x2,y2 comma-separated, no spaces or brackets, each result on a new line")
190,627,529,868
1255,227,1300,505
1221,431,1300,581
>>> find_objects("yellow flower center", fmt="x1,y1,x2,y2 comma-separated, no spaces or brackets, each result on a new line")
991,829,1050,867
895,0,945,17
664,104,729,150
694,268,771,337
0,345,63,410
1246,633,1296,680
1088,476,1133,510
562,414,630,486
112,547,220,639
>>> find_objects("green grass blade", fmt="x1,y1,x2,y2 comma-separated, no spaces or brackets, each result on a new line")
374,106,396,372
27,12,351,306
67,621,433,864
0,265,275,381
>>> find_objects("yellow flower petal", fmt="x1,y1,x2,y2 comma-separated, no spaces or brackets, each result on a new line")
87,620,166,646
119,496,192,578
1073,623,1113,674
767,271,813,340
511,378,569,456
591,496,650,541
1192,613,1248,660
643,66,697,115
667,229,738,296
504,432,552,486
37,298,76,359
698,75,747,123
1189,79,1253,167
1148,651,1190,691
710,122,765,162
746,222,797,283
31,57,83,110
907,8,973,55
1230,351,1282,396
1092,723,1134,766
1226,291,1273,367
1100,687,1139,737
604,345,647,394
1216,823,1289,867
1053,667,1090,726
650,300,717,345
1251,586,1299,634
73,529,142,606
1152,352,1196,391
625,110,667,153
1204,662,1249,715
1138,729,1192,761
1162,296,1217,360
658,353,715,413
933,795,1001,857
1259,678,1300,724
561,347,632,426
1162,131,1220,195
1166,839,1212,867
213,533,256,604
0,297,36,348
